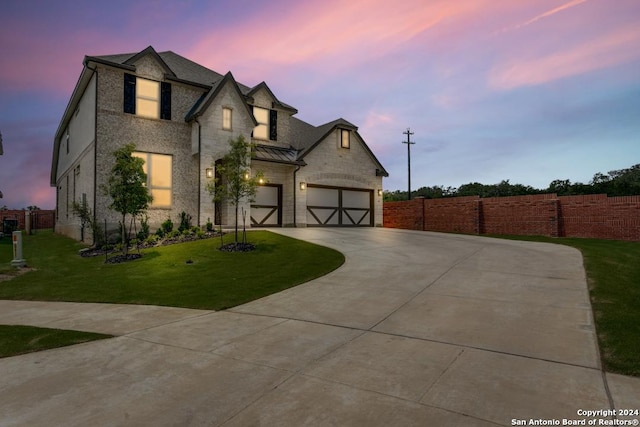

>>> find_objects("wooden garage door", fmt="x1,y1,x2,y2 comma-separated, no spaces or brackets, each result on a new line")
251,185,281,226
306,185,373,226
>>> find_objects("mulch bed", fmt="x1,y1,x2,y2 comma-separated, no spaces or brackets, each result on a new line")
79,231,256,263
104,254,143,264
219,242,256,252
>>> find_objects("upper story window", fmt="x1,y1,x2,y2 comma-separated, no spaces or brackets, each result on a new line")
222,107,232,130
132,151,173,208
124,73,171,120
136,78,160,119
253,107,269,140
340,129,350,149
252,106,277,141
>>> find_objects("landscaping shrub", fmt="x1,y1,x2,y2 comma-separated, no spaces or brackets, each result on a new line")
161,217,173,234
137,214,150,241
178,211,193,233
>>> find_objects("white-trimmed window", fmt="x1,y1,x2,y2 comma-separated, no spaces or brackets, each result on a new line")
222,107,232,130
133,152,172,207
136,78,160,119
340,129,350,149
253,106,269,140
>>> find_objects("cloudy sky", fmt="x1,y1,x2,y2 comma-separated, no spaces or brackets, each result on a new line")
1,0,639,209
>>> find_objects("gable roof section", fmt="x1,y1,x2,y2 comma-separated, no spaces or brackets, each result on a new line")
291,117,388,177
123,46,176,78
247,82,298,113
86,49,217,89
185,71,256,124
52,46,387,184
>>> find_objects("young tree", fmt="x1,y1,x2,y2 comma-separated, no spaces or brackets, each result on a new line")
103,143,152,254
207,135,263,244
70,199,104,247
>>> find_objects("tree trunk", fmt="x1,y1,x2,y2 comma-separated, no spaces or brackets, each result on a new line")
234,204,239,243
121,214,128,255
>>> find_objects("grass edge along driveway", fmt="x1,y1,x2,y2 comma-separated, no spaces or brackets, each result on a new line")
0,325,113,358
0,230,344,310
0,230,344,357
488,235,640,377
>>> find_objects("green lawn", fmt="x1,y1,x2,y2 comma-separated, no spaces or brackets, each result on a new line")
0,230,345,310
488,235,640,377
0,236,16,276
4,231,638,377
0,230,343,357
0,325,113,358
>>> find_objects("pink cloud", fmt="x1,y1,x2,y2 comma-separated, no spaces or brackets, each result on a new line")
186,0,490,84
488,24,640,90
496,0,589,34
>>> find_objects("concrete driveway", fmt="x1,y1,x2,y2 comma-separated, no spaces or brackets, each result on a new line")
1,228,638,426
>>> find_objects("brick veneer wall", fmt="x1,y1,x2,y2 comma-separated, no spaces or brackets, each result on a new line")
424,196,480,234
481,194,559,237
383,194,640,241
383,199,423,230
559,194,640,241
1,210,55,232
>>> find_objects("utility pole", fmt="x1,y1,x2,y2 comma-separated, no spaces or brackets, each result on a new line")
402,128,415,200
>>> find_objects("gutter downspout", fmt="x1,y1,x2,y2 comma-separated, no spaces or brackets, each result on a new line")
293,165,301,227
195,117,202,226
86,63,98,240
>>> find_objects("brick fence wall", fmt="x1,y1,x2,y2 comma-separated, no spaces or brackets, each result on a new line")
0,210,55,233
383,194,640,241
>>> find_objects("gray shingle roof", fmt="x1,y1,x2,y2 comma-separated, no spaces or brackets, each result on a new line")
84,46,387,175
90,49,248,92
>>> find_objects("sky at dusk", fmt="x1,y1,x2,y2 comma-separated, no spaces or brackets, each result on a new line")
1,0,639,209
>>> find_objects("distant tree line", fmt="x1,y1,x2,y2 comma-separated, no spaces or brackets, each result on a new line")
384,164,640,201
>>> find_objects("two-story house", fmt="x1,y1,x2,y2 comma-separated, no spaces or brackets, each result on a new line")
51,46,388,240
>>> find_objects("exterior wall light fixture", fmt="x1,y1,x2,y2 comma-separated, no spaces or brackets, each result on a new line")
300,182,306,190
205,168,213,178
377,189,383,196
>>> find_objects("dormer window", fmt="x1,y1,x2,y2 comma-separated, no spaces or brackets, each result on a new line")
253,107,269,140
252,106,277,141
340,129,350,149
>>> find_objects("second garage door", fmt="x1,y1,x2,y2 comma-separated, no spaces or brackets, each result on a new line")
306,185,373,226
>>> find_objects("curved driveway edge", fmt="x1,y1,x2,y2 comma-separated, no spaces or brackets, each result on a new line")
1,228,638,426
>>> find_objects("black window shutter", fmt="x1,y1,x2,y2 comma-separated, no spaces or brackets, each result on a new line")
250,105,254,138
160,82,171,120
269,109,277,141
124,74,136,114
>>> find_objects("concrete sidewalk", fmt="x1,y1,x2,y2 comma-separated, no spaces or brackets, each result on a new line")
0,228,638,426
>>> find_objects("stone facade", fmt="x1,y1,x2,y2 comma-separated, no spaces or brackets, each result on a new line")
52,47,387,241
298,129,384,226
94,61,202,233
